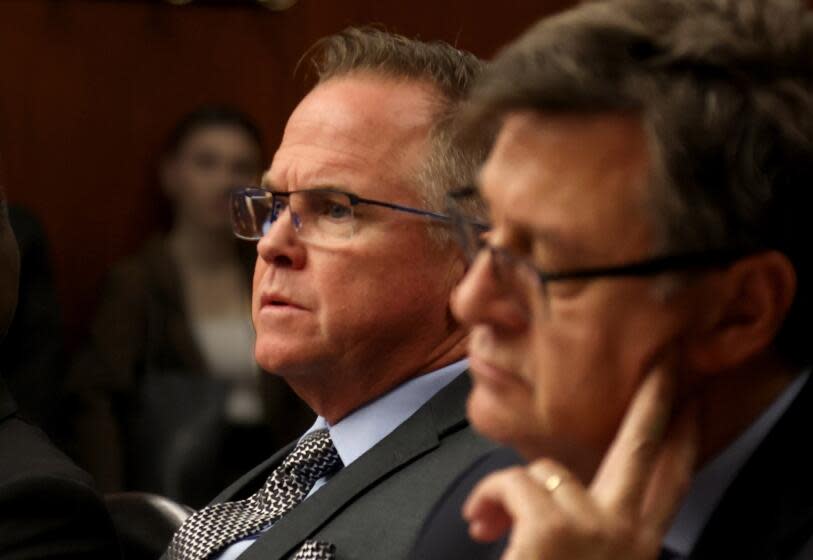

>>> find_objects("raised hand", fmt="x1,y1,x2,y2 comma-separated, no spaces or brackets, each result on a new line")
462,365,699,560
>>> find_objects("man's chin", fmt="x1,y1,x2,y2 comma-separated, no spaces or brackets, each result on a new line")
254,346,301,375
254,343,330,378
466,383,532,448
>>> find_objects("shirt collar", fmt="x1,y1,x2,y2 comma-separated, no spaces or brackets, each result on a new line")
663,369,810,557
303,359,469,468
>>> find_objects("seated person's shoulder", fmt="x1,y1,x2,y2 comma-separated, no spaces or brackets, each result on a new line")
0,416,120,559
0,416,95,487
411,446,523,560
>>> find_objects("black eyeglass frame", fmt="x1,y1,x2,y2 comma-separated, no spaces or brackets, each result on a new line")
446,186,756,288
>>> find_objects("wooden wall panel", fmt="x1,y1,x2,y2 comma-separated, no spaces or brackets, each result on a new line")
0,0,567,340
10,0,804,339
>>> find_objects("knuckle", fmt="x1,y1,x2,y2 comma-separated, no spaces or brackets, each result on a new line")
534,457,565,473
528,458,565,481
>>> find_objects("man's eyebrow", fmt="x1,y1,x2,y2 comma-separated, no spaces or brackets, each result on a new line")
257,182,361,197
259,174,275,189
506,217,591,259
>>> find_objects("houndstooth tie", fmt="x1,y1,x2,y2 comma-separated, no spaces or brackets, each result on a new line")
167,429,343,560
293,540,335,560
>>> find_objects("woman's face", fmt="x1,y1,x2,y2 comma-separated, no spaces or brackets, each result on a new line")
163,124,263,233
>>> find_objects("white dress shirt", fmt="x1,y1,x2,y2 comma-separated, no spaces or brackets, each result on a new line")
215,359,469,560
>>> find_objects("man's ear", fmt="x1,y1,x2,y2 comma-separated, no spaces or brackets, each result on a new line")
687,251,796,373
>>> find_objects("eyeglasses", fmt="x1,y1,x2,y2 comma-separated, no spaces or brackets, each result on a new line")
446,186,751,298
231,187,451,243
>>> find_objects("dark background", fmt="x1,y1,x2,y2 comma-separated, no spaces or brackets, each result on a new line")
3,0,809,343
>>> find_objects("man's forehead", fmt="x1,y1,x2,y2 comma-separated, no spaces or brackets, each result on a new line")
290,74,439,139
264,74,439,197
482,110,650,193
480,110,654,256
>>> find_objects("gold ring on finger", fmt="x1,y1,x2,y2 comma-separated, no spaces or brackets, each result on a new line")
544,474,564,492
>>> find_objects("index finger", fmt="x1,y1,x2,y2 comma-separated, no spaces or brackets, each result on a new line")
590,358,677,516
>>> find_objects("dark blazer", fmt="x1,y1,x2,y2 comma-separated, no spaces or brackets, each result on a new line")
0,207,64,434
688,373,813,559
410,446,522,560
0,379,120,559
163,373,498,560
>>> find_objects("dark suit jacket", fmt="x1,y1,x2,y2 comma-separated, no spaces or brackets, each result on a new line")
163,373,498,560
0,207,64,434
410,446,522,560
688,373,813,559
0,379,120,559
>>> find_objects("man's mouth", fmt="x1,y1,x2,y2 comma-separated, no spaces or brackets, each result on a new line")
259,293,306,310
468,353,531,389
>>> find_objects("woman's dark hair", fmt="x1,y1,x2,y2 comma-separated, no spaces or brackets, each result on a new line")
163,105,264,157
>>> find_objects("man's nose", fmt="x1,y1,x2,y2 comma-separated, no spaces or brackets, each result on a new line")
451,252,529,334
256,209,306,269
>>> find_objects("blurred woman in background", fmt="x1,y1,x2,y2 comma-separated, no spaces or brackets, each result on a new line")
67,107,312,507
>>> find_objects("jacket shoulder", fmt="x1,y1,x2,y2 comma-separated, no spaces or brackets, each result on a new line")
0,416,121,559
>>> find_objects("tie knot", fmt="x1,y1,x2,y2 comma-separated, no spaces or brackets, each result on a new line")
281,429,343,484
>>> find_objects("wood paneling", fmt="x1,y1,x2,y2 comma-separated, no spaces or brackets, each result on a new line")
0,0,567,340
11,0,806,340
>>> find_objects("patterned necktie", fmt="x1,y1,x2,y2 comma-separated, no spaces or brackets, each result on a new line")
167,429,343,560
293,540,336,560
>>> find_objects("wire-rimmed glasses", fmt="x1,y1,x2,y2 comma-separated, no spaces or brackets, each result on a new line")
231,187,451,244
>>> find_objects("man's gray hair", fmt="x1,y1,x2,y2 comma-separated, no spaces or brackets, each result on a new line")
462,0,813,364
303,27,489,239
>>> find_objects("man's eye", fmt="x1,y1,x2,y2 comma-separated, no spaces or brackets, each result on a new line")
325,203,352,220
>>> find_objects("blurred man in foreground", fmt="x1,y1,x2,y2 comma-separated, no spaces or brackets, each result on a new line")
1,183,120,557
164,29,496,560
419,0,813,558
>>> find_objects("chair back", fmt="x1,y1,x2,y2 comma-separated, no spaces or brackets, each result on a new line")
105,491,193,560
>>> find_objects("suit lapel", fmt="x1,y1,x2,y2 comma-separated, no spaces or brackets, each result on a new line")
691,374,813,559
239,373,472,560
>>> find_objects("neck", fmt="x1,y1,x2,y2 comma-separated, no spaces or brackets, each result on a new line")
285,331,469,425
168,221,237,267
692,355,798,468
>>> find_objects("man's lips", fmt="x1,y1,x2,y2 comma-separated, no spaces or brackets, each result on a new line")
259,293,307,310
468,354,531,388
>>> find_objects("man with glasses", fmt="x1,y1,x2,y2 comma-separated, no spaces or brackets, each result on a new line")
164,28,499,560
414,0,813,558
